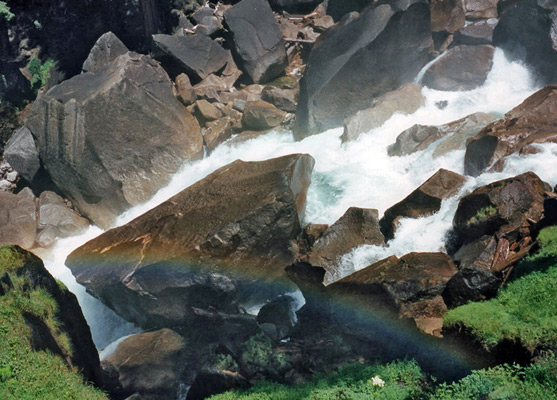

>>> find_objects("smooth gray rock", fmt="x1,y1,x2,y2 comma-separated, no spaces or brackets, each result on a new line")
82,32,129,73
0,191,37,249
3,126,40,182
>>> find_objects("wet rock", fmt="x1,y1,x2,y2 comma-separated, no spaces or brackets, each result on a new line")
463,0,499,19
3,126,40,182
82,32,128,73
224,0,288,83
261,86,298,113
176,73,197,106
443,266,501,308
102,329,188,400
342,84,425,142
0,191,37,249
257,295,297,339
25,52,203,229
67,154,314,329
388,112,498,157
203,117,234,152
454,18,498,45
423,45,495,91
295,0,433,137
380,169,467,240
242,100,287,130
464,85,557,177
430,0,466,33
452,235,498,270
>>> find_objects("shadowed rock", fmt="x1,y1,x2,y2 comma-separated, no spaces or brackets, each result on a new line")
82,32,128,73
3,126,40,182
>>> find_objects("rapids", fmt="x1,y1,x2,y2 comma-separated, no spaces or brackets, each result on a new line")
39,48,557,351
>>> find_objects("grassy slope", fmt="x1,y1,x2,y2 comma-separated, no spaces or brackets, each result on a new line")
0,246,107,400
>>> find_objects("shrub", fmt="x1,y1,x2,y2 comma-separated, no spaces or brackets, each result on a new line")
28,57,54,91
0,1,14,22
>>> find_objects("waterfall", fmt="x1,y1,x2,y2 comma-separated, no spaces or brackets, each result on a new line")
40,48,557,351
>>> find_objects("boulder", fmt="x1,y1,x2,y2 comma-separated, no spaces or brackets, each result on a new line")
380,169,467,240
0,191,37,249
224,0,288,83
242,100,287,130
430,0,466,34
452,235,498,270
195,99,223,122
152,33,231,81
261,86,298,113
454,18,498,45
203,117,234,152
66,154,315,329
257,295,298,339
464,85,557,177
81,32,129,73
423,45,495,91
3,126,40,182
388,112,498,157
175,73,197,106
294,0,432,138
102,329,188,400
25,52,203,229
493,0,557,84
309,207,385,279
443,266,501,308
342,84,425,142
463,0,499,19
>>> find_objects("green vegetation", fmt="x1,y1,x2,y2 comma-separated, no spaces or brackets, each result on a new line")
0,246,108,400
0,1,14,21
514,225,557,278
465,205,497,227
212,353,239,373
444,226,557,349
241,332,289,373
28,57,54,91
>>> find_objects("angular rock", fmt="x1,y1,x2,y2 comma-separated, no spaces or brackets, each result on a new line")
195,99,223,122
464,85,557,177
203,117,234,152
261,86,298,113
294,0,432,138
0,191,37,249
342,84,425,142
454,18,498,45
309,207,385,277
67,154,315,329
82,32,129,73
388,112,498,157
25,52,203,228
423,45,495,91
3,126,40,182
152,33,231,81
224,0,288,83
102,329,188,400
452,235,498,270
257,295,297,339
380,169,466,240
443,266,501,308
463,0,499,20
176,73,197,106
430,0,466,33
242,100,287,130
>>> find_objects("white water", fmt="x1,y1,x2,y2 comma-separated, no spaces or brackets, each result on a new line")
40,49,557,349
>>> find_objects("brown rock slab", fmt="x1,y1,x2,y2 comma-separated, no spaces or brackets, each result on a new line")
463,0,498,19
195,99,223,122
0,191,37,249
203,117,234,152
242,100,287,130
176,73,197,106
430,0,465,33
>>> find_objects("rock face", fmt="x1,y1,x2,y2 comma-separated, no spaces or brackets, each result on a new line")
102,329,188,400
81,32,129,73
25,52,204,229
388,112,498,157
423,45,495,91
493,0,557,84
295,0,432,138
454,18,498,45
3,126,40,182
67,154,315,329
464,85,557,177
342,84,425,142
380,169,466,240
224,0,288,83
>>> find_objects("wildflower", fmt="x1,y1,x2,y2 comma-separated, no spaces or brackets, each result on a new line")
371,375,385,387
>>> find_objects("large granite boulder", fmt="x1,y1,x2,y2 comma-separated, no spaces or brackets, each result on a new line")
380,169,467,240
342,84,425,142
493,0,557,84
82,32,129,73
25,52,204,229
3,126,40,182
464,85,557,177
224,0,288,84
66,154,314,329
294,0,433,138
422,45,495,91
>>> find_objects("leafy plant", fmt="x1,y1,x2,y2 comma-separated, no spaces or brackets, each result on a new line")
28,57,54,91
0,1,14,22
241,333,289,373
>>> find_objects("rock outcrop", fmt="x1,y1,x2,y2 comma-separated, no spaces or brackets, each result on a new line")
25,52,204,228
67,154,314,329
82,32,129,73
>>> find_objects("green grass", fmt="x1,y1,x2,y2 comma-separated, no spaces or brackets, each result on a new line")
0,246,107,400
465,205,497,227
444,226,557,349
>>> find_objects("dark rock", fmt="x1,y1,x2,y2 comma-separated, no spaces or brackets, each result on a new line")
203,117,234,152
3,126,40,182
262,87,298,113
464,85,557,177
388,112,498,157
493,0,557,84
152,33,231,81
187,369,249,400
25,52,203,229
423,45,495,91
102,329,188,400
327,0,371,21
443,266,501,308
242,100,287,130
342,84,425,142
454,18,498,45
176,73,197,106
67,154,315,329
452,235,498,270
0,191,37,249
294,0,433,137
82,32,129,73
309,207,385,279
430,0,466,33
257,295,297,339
224,0,288,83
463,0,499,19
268,0,322,13
380,169,467,240
171,9,195,35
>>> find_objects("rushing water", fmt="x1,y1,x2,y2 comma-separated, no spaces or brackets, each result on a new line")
40,49,557,351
